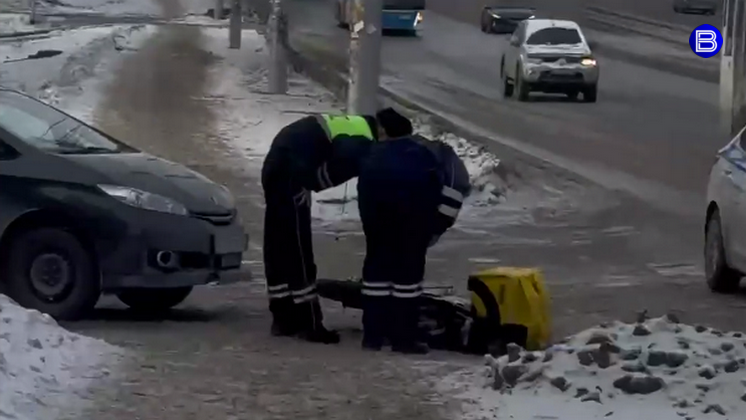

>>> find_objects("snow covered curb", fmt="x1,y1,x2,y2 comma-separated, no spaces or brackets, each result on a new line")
0,13,52,37
1,294,123,420
417,122,505,206
1,23,158,120
442,315,746,419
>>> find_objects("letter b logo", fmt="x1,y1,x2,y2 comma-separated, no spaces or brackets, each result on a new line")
690,24,722,58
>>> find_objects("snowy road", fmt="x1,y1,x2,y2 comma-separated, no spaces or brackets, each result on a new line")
426,0,721,32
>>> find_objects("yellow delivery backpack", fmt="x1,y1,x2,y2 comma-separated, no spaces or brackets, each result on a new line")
467,267,551,353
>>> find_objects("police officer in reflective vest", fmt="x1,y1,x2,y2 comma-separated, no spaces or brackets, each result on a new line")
357,110,470,353
261,109,407,344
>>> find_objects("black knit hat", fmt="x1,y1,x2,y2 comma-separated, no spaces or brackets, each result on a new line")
375,107,413,138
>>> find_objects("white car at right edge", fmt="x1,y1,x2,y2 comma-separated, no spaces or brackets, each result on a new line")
500,19,599,102
705,125,746,293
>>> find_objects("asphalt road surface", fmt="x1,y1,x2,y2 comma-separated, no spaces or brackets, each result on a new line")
287,0,719,220
426,0,720,29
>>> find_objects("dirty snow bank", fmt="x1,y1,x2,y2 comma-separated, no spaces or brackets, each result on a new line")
33,0,162,17
200,26,341,216
312,120,507,222
202,27,337,165
0,294,122,420
0,12,47,35
442,315,746,420
417,122,505,206
0,24,158,120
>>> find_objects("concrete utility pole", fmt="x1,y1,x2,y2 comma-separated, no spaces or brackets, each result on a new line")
214,0,224,20
229,0,242,49
29,0,37,24
268,0,288,94
347,0,382,115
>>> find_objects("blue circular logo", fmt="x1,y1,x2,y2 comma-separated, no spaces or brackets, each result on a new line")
689,24,722,58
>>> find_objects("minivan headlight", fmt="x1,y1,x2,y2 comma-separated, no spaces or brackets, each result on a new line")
581,58,597,66
218,184,237,210
97,184,189,216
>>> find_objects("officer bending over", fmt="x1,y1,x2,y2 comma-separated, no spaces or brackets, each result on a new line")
261,109,405,344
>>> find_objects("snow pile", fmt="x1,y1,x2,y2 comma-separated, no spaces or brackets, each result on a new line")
202,27,338,164
199,27,343,219
444,315,746,420
1,24,158,119
0,13,45,35
169,14,231,27
417,122,505,206
312,122,507,222
34,0,162,17
0,294,122,419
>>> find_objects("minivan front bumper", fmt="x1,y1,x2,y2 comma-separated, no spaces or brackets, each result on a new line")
97,207,249,291
522,60,599,87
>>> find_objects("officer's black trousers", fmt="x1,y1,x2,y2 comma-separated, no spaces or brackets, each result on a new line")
358,188,433,348
261,157,322,332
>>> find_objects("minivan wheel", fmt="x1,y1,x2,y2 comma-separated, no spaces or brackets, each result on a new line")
117,287,193,312
516,67,530,101
2,228,100,320
583,85,598,102
502,62,513,97
705,211,742,293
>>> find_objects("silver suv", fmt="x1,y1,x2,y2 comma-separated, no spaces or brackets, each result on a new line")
500,19,599,102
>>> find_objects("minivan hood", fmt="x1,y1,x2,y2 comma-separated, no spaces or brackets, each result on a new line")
65,153,234,214
525,44,591,56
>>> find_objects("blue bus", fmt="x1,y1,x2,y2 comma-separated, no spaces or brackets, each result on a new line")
335,0,425,34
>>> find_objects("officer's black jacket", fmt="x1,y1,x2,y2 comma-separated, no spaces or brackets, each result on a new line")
264,115,376,192
413,134,471,237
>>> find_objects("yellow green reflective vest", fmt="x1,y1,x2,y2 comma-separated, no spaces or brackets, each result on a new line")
317,114,374,141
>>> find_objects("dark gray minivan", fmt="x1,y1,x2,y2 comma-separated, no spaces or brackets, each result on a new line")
0,88,248,320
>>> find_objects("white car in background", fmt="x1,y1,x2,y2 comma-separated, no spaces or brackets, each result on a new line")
500,19,599,102
705,126,746,293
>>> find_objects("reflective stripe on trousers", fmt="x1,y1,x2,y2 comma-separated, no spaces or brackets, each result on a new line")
362,281,423,298
268,283,291,300
292,283,318,304
361,281,391,297
392,282,423,298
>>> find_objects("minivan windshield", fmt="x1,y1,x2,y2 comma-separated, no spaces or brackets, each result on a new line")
526,27,582,45
0,90,136,154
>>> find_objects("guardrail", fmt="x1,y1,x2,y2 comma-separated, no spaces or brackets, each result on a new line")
585,5,693,45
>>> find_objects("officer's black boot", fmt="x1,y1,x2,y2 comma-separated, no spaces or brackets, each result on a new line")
361,296,390,351
390,298,429,355
270,299,299,337
296,300,340,344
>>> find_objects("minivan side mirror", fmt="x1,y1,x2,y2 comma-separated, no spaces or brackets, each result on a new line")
510,35,520,46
